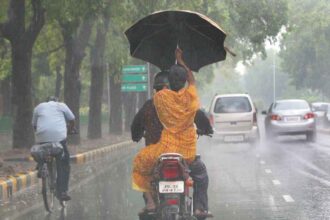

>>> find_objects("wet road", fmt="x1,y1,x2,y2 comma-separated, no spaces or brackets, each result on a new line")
6,132,330,220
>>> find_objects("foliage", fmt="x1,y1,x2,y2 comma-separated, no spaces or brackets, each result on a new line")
244,49,323,110
0,39,11,80
280,0,330,98
199,56,245,109
219,0,288,60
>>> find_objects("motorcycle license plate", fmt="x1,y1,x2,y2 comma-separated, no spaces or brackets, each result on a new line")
224,135,244,142
159,181,184,193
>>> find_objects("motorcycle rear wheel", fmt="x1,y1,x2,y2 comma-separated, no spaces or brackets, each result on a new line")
161,213,180,220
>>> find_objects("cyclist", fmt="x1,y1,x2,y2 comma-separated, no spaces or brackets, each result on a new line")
32,96,75,201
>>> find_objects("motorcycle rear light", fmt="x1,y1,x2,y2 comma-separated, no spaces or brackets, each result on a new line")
304,113,315,119
185,179,194,187
161,161,180,179
271,115,281,121
166,199,179,205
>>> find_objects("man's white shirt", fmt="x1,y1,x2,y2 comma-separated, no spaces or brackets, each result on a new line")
32,101,75,143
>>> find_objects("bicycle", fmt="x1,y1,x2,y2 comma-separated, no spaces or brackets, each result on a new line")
31,142,65,212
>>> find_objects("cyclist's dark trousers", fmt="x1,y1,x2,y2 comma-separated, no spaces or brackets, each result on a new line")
56,140,70,195
189,157,209,212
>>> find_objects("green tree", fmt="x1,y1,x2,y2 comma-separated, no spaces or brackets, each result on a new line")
44,0,106,143
88,8,110,139
0,0,45,148
280,0,330,98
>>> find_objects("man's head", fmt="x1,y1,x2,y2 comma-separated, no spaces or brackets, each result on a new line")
168,64,187,92
153,70,169,92
47,96,59,102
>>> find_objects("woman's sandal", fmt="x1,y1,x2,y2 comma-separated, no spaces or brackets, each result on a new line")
194,210,214,218
138,206,156,216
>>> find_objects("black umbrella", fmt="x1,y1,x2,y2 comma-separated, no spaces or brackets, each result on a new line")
125,10,227,72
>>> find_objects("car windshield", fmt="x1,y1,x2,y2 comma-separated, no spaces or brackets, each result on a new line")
273,101,309,110
214,97,252,113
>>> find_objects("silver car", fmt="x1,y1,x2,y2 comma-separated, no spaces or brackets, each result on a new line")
263,99,316,142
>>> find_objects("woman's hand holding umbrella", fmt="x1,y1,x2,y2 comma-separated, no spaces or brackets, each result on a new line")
175,48,195,85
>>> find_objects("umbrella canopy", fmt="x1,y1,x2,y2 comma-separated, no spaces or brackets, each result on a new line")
125,10,227,72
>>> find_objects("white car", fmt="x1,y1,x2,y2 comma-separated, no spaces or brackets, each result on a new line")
208,94,259,143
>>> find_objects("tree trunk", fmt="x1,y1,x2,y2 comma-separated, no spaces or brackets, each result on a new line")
123,92,137,132
88,22,107,139
0,0,45,149
61,18,94,144
1,77,12,116
11,42,34,148
55,66,62,98
109,74,122,135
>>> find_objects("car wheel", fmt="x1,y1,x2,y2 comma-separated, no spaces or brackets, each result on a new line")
306,131,316,142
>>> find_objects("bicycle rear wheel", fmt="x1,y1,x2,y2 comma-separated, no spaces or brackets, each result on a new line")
42,161,56,212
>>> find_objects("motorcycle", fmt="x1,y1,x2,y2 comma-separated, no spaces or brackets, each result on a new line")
139,153,204,220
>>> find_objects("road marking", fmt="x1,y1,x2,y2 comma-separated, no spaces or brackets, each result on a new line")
283,195,295,202
260,160,266,165
310,143,330,157
297,169,330,187
284,149,328,176
265,169,272,174
272,180,281,185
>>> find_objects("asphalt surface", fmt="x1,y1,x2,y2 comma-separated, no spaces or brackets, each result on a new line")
4,131,330,220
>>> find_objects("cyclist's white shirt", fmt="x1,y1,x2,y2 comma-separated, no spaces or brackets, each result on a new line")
32,101,75,143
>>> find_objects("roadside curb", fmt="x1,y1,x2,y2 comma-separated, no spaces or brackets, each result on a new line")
0,140,133,203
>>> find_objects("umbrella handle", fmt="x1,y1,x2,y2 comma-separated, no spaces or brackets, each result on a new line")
175,44,179,64
224,46,236,57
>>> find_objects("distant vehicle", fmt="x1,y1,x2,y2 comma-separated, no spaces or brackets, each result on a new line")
263,99,316,142
208,94,259,144
325,105,330,127
311,102,329,126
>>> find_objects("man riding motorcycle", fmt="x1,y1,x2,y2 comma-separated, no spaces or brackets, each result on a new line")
132,48,212,218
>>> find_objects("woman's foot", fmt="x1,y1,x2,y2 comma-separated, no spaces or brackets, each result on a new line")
144,192,156,212
194,209,213,218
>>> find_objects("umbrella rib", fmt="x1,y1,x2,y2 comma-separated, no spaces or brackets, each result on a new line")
183,23,220,45
131,25,172,56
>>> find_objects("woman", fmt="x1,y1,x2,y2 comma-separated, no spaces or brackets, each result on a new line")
132,48,199,211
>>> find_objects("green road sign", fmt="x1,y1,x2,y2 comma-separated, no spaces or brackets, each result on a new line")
121,83,147,92
122,74,147,82
122,65,147,73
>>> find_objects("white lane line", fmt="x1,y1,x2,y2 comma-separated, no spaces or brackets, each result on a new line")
268,195,278,211
265,169,272,174
260,160,266,165
284,149,328,176
283,195,295,202
297,169,330,187
309,143,330,156
272,180,281,185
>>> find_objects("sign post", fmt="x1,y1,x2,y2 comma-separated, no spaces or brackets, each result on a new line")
122,65,147,74
121,65,149,93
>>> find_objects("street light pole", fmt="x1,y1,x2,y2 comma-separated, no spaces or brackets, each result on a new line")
147,62,151,99
273,50,276,103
